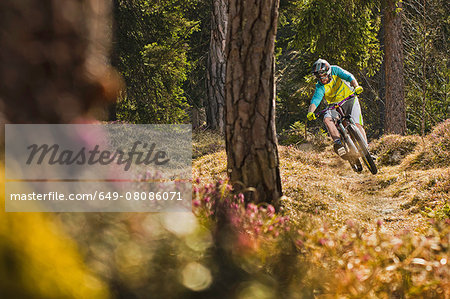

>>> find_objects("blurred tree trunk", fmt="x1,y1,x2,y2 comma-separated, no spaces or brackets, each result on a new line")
225,0,282,205
206,0,227,132
0,0,119,125
384,0,407,134
0,0,117,297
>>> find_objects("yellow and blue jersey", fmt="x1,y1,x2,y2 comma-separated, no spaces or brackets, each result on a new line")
310,66,355,107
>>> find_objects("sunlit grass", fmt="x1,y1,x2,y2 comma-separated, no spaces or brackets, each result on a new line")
189,120,449,297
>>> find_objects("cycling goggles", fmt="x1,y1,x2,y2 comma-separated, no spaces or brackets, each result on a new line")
314,71,329,80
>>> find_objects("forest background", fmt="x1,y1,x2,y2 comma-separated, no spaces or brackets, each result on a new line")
111,0,448,138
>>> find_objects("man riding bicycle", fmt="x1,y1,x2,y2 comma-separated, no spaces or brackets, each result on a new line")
306,59,367,158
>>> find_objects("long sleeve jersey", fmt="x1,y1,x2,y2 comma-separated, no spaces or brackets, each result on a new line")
310,65,356,107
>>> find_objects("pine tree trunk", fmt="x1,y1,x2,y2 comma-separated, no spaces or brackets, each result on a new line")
206,0,227,132
191,107,201,129
384,0,407,134
225,0,282,205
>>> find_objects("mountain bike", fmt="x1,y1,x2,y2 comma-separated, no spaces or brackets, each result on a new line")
314,93,378,175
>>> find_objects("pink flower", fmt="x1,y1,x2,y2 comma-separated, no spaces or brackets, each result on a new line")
248,203,258,213
362,254,371,262
267,205,275,216
193,200,200,207
238,193,245,203
318,238,328,246
204,197,210,203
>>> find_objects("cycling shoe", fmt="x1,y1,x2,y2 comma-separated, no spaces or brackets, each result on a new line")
333,140,347,158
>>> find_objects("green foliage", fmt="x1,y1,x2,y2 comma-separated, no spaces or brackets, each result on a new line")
276,0,383,133
290,0,382,73
278,121,307,145
277,121,328,151
113,0,202,123
403,0,450,134
182,0,211,111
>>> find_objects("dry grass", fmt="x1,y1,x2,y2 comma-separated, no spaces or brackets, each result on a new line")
192,136,449,298
193,121,450,231
193,129,225,159
402,119,450,170
370,134,421,166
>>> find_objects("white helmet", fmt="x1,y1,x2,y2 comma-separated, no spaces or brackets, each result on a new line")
312,59,331,80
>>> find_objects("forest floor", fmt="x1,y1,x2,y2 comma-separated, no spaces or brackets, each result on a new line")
193,131,448,235
279,145,429,234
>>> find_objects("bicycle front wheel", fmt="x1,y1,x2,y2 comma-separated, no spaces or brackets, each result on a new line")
347,124,377,174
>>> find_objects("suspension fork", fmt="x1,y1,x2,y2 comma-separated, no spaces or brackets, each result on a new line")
337,119,358,156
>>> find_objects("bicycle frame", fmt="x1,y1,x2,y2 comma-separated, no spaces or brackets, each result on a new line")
316,94,359,158
313,92,378,174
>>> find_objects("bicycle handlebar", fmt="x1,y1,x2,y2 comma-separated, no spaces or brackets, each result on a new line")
314,93,357,118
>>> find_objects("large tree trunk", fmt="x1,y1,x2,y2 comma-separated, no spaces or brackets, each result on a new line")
225,0,282,205
384,0,407,134
206,0,228,132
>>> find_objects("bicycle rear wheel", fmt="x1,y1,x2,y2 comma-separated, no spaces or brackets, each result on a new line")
348,124,377,174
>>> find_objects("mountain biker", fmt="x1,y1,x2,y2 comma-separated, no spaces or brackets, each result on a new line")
306,59,367,158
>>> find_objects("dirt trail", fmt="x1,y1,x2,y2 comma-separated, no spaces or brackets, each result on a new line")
337,169,427,234
279,147,429,234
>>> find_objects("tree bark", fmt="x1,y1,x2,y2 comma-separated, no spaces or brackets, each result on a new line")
206,0,228,132
225,0,282,205
384,0,407,134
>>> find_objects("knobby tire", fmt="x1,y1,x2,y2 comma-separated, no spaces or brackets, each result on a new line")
348,124,378,174
339,129,362,173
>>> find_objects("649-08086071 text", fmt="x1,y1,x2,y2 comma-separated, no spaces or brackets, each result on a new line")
9,191,184,201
